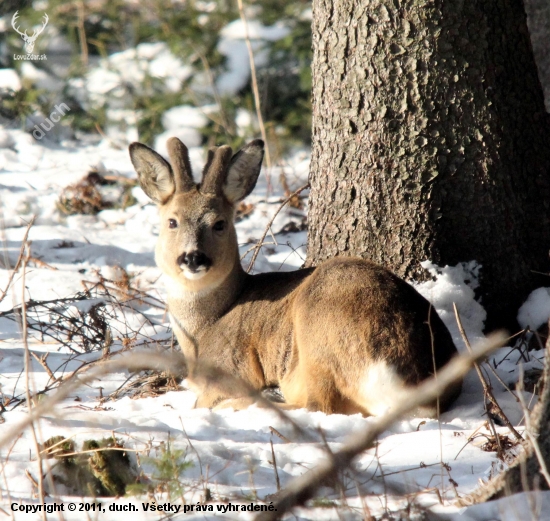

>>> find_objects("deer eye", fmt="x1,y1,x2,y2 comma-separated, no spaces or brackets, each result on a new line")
168,218,178,229
213,220,225,232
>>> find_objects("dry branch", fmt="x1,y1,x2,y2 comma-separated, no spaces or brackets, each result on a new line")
462,319,550,505
453,303,523,444
0,352,186,453
0,349,315,455
236,0,272,180
246,183,309,273
256,332,507,521
21,244,47,518
0,217,35,304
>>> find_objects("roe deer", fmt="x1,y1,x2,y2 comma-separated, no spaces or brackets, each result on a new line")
129,137,462,416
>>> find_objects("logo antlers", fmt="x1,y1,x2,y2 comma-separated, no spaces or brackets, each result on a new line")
11,11,49,54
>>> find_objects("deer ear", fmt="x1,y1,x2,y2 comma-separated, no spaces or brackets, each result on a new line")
223,139,264,203
129,142,175,204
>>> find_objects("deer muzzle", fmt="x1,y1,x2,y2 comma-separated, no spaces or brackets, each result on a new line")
177,251,212,278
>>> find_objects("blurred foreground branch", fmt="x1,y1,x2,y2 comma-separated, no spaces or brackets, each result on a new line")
0,352,186,453
257,332,508,520
463,320,550,505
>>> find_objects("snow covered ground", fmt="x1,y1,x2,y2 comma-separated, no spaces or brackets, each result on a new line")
0,127,549,520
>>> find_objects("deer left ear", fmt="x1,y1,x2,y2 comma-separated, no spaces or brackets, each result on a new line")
129,142,176,204
223,140,264,203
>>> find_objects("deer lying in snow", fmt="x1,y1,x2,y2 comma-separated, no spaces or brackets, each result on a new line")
129,137,461,416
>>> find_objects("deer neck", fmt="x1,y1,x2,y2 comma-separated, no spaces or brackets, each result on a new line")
166,254,247,335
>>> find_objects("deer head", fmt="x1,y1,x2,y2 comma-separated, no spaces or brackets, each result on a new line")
12,11,49,54
129,138,264,291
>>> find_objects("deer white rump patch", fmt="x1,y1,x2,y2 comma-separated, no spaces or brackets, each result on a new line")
359,361,410,416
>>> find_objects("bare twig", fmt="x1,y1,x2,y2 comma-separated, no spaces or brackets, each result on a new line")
246,183,309,273
256,332,507,521
453,303,522,442
0,352,186,453
269,426,291,443
195,49,233,140
0,432,22,516
28,257,57,270
25,469,39,490
270,439,281,492
236,0,272,188
427,305,446,494
21,244,47,519
31,352,56,382
76,0,88,67
0,217,35,304
517,366,550,489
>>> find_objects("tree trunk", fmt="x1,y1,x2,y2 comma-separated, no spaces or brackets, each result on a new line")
524,0,550,110
308,0,550,330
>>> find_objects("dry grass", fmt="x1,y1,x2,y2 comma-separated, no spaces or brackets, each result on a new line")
57,169,137,216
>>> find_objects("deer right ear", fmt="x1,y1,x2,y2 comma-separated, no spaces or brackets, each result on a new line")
223,139,264,203
129,142,175,204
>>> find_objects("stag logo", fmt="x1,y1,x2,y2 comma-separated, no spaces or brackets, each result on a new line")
11,11,49,54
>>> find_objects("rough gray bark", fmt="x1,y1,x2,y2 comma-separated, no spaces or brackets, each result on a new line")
525,0,550,110
308,0,550,330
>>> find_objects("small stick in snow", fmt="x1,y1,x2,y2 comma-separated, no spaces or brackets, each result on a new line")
25,469,40,490
31,352,57,383
0,216,35,304
270,440,281,492
453,303,523,442
28,257,58,270
21,243,48,518
269,427,291,443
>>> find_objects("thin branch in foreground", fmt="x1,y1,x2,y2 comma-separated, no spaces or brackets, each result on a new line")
270,439,281,492
453,303,523,442
0,216,35,304
246,183,309,273
516,367,550,489
21,243,47,520
236,0,272,185
256,332,507,521
0,352,187,453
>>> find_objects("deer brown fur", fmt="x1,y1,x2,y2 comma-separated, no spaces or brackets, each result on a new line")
129,137,462,416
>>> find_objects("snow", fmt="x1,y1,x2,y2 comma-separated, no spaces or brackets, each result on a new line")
83,42,193,104
418,260,486,347
0,127,545,519
0,14,547,520
65,42,194,143
216,20,291,95
162,105,210,131
518,287,550,331
20,62,64,92
0,68,22,91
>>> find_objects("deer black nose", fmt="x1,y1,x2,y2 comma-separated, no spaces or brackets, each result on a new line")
180,251,211,272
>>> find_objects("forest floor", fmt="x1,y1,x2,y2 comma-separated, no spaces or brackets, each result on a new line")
1,128,549,520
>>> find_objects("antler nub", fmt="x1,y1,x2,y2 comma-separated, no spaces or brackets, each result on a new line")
200,146,233,196
166,137,195,193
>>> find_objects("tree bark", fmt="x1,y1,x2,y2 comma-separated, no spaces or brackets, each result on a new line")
524,0,550,110
308,0,550,330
